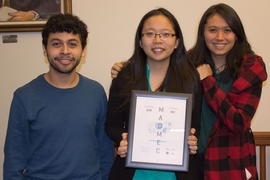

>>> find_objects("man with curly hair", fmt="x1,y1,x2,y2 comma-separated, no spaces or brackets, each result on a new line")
3,14,114,180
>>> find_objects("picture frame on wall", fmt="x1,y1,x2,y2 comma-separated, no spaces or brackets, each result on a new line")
0,0,72,32
125,90,193,171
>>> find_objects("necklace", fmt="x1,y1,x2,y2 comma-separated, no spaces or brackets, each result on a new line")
215,63,226,74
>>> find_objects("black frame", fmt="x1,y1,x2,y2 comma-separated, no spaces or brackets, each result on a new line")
126,90,193,171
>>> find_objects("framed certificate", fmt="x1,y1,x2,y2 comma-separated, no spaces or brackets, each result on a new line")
125,90,193,171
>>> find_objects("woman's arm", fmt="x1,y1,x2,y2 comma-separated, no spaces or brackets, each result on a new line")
105,72,129,145
202,55,267,135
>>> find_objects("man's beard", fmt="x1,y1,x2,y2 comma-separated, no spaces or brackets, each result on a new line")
48,57,80,74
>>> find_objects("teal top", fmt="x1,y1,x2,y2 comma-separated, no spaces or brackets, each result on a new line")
197,71,233,154
132,64,176,180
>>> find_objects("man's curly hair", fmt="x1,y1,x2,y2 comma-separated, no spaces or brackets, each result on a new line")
42,13,88,49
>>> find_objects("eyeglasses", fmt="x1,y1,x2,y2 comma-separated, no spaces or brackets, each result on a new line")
141,32,176,40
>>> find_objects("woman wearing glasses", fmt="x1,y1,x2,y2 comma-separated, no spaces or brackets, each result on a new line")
105,8,202,180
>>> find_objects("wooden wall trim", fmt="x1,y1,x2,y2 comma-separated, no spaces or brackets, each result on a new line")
253,132,270,145
253,132,270,180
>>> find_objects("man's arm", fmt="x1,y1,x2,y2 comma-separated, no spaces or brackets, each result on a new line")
96,90,114,180
4,94,29,179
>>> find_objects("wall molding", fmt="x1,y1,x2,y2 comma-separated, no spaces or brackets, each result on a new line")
254,132,270,180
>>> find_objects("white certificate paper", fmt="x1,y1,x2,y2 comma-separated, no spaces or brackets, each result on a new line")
132,96,185,164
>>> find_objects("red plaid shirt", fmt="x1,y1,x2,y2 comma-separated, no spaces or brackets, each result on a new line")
202,54,267,180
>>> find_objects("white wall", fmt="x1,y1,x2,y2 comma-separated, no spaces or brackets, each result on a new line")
0,0,269,179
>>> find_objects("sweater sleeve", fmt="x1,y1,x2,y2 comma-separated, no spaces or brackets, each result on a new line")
4,93,29,179
201,55,267,135
95,89,114,180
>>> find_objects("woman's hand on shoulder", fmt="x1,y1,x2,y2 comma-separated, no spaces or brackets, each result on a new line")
111,61,125,78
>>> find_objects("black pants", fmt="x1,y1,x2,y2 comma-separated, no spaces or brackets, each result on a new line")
175,154,204,180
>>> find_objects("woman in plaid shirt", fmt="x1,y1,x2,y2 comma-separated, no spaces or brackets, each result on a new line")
193,3,267,180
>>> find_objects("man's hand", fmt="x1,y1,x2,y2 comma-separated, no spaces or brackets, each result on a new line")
8,11,35,21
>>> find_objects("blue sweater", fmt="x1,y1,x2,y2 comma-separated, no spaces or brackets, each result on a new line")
4,74,114,180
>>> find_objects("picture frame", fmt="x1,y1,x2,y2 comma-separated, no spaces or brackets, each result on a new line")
0,0,72,32
126,90,193,171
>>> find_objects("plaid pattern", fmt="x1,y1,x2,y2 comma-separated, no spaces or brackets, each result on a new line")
202,55,267,180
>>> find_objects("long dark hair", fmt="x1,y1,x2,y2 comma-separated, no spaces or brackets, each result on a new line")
190,3,254,81
116,8,199,110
